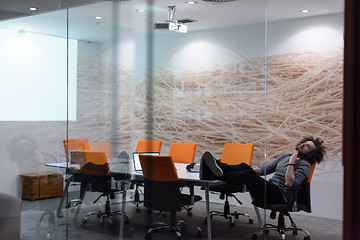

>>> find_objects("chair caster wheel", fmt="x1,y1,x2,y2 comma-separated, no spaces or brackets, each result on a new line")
304,236,311,240
187,212,193,217
251,234,258,240
145,233,152,240
281,233,286,240
293,230,298,236
249,219,254,224
197,231,202,238
230,222,234,227
263,229,270,235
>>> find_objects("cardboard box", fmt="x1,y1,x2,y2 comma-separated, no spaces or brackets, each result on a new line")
20,172,63,201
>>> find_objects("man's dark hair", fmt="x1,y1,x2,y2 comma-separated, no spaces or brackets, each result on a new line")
296,136,326,164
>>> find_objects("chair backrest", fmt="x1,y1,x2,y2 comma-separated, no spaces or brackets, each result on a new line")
75,150,110,176
84,142,114,159
298,162,316,213
220,143,254,165
139,155,178,182
139,155,182,212
63,139,89,160
135,140,162,153
168,142,196,164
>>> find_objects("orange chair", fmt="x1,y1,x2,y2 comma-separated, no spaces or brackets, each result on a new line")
63,139,89,161
168,142,196,164
139,154,202,239
57,139,89,217
132,140,162,210
84,142,114,159
207,143,254,227
169,142,197,216
135,140,162,153
77,150,128,225
252,163,316,240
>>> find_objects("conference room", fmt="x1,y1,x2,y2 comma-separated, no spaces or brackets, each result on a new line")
0,0,347,239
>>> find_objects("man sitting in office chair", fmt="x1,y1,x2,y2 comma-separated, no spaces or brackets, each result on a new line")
200,136,326,204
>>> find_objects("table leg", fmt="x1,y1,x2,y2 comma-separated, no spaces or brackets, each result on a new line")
57,175,73,218
205,182,211,240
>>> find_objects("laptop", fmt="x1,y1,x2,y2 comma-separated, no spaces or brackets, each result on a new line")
133,152,160,172
69,150,85,164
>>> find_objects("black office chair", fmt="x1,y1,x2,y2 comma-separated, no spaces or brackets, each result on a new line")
207,183,253,226
139,154,202,240
132,140,162,211
251,163,316,240
205,143,254,227
75,151,129,226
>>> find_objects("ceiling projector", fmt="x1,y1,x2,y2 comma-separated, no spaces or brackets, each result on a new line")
154,21,187,33
154,5,188,33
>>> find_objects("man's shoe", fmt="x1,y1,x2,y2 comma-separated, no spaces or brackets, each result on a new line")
199,151,223,180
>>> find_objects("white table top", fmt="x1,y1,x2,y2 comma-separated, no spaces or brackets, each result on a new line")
46,160,218,183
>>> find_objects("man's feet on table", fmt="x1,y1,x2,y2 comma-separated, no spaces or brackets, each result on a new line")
199,151,223,180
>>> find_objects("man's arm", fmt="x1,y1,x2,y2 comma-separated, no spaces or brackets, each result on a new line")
285,151,299,187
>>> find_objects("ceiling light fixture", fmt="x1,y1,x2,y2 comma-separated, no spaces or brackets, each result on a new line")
300,9,310,13
95,16,102,20
29,7,37,11
186,1,198,4
136,9,147,13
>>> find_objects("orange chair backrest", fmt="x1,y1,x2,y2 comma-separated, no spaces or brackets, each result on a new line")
220,143,254,165
135,140,162,153
139,155,178,182
84,142,114,159
168,143,196,164
307,162,316,183
63,139,89,160
75,150,110,175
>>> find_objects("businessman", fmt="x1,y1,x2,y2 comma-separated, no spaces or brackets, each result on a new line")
200,136,326,204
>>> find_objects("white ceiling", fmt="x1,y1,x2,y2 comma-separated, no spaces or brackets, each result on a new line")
0,0,344,42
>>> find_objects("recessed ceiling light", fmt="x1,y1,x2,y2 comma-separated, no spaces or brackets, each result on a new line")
29,7,37,11
186,1,198,4
300,9,310,13
95,16,102,20
136,9,147,13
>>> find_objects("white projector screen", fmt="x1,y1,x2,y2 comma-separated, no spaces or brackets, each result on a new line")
0,28,77,121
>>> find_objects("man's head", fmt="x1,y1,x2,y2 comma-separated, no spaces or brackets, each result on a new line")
295,136,326,164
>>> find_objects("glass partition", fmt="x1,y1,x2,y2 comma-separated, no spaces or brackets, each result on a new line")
0,0,344,239
0,8,69,239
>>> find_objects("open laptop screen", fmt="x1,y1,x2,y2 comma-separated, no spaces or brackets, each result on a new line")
133,152,160,171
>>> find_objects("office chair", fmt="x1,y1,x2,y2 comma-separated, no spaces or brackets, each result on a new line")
57,139,89,218
169,142,197,216
132,140,162,211
139,154,202,240
84,142,115,159
251,163,316,240
77,150,129,226
206,143,254,227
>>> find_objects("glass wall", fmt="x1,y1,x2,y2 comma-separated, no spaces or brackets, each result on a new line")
0,0,344,239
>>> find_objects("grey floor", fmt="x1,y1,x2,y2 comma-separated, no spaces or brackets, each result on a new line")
20,192,342,240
